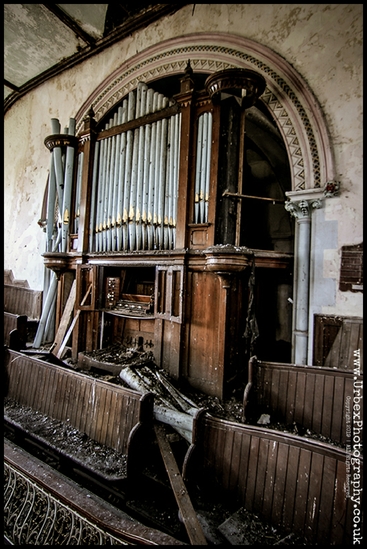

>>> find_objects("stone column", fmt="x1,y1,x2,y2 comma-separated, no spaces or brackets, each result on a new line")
285,191,323,364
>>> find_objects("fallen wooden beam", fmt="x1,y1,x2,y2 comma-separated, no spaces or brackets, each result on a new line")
154,423,207,546
50,280,76,356
55,283,92,359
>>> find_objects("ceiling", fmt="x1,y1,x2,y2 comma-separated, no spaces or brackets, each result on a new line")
4,3,187,112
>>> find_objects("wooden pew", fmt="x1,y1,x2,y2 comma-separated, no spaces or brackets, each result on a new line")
250,358,362,445
185,412,357,546
4,312,27,349
4,348,154,481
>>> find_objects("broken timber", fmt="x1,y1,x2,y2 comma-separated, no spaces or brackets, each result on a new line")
154,423,208,546
50,280,77,356
53,283,92,359
119,365,201,443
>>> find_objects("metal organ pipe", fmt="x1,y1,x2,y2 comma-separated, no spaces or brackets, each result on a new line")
111,106,123,251
103,118,114,252
159,99,169,249
106,113,117,251
147,91,159,250
89,83,181,252
116,100,128,251
194,112,212,224
37,117,77,346
89,141,100,251
46,160,57,253
204,113,213,222
74,151,83,235
121,93,135,251
50,119,64,210
61,118,76,252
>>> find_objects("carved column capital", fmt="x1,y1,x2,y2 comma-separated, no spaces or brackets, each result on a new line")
285,197,322,219
285,187,325,219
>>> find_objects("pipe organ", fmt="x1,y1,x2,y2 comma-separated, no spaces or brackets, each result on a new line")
41,65,294,399
87,83,182,253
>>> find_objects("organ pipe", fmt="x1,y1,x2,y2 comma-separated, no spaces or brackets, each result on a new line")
89,82,182,252
89,140,100,251
116,100,128,251
61,118,76,252
74,151,83,234
38,117,77,346
194,112,212,224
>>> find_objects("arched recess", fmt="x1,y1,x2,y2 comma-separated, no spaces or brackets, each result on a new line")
75,32,336,193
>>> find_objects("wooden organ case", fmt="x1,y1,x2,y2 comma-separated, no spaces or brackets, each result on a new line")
43,64,294,399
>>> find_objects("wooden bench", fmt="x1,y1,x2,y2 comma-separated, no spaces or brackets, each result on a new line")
4,312,28,349
249,358,362,445
185,412,358,546
4,272,42,349
4,348,154,481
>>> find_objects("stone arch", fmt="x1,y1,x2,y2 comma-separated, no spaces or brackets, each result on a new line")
75,33,335,192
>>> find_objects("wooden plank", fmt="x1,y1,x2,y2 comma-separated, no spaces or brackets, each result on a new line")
294,371,306,424
99,386,112,447
114,391,124,453
46,366,59,419
311,373,324,434
154,423,208,546
324,326,342,368
237,431,251,503
286,369,297,424
61,373,73,423
270,368,281,413
322,376,335,439
34,363,47,411
244,435,259,511
316,456,336,542
27,358,39,409
221,428,234,490
73,375,87,433
228,429,243,495
54,371,68,421
67,372,80,429
278,369,289,418
51,280,77,357
79,377,93,436
330,459,348,544
262,439,277,518
271,442,288,526
105,388,118,449
296,447,323,536
339,321,352,369
7,354,22,401
303,372,315,430
282,445,299,531
305,452,323,543
56,283,92,359
89,380,101,442
331,376,344,442
254,438,269,513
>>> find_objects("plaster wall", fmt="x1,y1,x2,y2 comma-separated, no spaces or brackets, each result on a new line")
4,4,363,324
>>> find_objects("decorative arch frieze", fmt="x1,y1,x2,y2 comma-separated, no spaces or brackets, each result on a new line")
75,33,336,192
